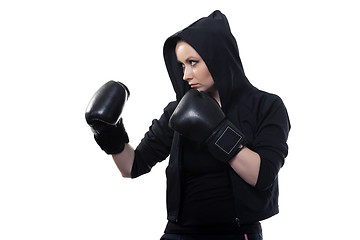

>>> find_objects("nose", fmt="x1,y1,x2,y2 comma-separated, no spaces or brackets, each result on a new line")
183,65,193,81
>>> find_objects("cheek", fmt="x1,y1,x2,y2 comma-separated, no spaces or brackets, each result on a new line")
203,71,215,87
197,66,214,86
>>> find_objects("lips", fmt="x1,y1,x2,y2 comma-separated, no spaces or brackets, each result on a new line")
189,83,199,88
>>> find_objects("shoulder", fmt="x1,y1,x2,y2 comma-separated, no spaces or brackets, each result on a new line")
153,101,178,125
245,89,287,114
164,101,178,110
250,89,284,104
163,101,178,117
232,88,287,113
230,89,290,130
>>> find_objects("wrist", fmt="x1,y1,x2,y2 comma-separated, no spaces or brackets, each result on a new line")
94,119,129,154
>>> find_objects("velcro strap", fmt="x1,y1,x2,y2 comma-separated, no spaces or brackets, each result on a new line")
215,126,243,154
206,120,247,162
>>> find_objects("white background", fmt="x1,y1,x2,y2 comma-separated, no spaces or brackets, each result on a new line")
1,0,359,239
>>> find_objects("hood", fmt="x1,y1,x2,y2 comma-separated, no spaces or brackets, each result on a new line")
163,10,255,110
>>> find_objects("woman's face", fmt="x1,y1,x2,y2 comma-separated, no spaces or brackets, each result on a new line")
175,41,216,94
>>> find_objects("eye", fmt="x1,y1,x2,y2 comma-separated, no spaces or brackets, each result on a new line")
178,62,185,69
189,60,198,66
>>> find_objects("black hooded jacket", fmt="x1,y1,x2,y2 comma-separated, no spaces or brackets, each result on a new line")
131,10,290,226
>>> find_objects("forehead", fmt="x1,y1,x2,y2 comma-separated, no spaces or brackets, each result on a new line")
175,41,201,60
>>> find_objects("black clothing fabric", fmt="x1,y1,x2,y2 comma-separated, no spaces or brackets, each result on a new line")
163,139,261,234
131,10,290,232
180,140,236,228
161,233,263,240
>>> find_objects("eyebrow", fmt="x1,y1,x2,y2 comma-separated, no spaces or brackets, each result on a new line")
177,56,200,63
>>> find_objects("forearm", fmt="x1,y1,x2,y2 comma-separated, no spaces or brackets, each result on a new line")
229,147,260,187
112,143,135,178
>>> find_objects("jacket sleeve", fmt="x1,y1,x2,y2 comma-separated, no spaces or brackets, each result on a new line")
253,95,291,190
131,102,177,178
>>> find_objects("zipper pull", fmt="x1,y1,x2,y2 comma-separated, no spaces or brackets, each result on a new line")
235,217,241,227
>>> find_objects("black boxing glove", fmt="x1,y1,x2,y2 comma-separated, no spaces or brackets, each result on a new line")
85,81,130,154
169,89,247,163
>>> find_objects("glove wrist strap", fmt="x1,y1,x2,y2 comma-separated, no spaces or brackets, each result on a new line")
206,120,247,163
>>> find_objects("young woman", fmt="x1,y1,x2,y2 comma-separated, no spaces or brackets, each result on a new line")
86,10,290,240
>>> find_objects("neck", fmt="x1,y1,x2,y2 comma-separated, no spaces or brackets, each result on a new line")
211,90,221,107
